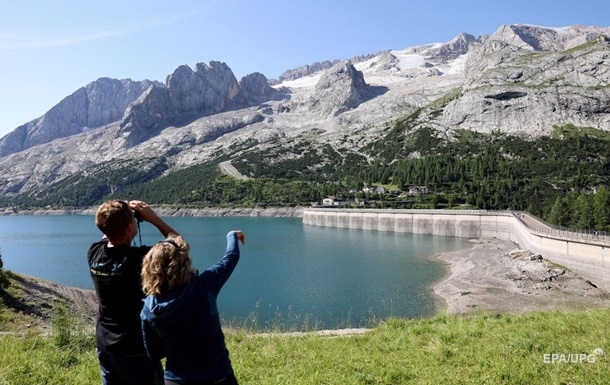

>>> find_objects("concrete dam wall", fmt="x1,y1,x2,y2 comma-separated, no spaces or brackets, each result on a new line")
302,208,610,292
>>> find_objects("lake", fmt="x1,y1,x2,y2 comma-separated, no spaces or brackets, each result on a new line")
0,215,469,330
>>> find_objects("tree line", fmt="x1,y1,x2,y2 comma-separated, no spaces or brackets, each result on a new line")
1,122,609,232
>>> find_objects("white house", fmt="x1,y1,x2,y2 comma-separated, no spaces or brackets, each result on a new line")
376,186,388,194
322,196,336,206
408,186,429,196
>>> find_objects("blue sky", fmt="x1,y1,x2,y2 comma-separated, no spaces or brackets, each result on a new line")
1,0,609,138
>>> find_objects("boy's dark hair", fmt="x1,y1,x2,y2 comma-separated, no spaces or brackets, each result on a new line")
95,201,134,240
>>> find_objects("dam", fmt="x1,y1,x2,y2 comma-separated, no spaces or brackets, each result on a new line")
303,208,610,292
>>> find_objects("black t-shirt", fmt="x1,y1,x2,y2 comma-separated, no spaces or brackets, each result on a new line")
88,239,151,355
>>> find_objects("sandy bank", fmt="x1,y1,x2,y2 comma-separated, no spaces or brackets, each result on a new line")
433,238,610,314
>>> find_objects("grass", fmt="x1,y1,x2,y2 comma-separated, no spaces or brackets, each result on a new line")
1,308,608,384
551,124,610,141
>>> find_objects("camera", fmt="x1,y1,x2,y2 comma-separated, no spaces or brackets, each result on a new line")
134,210,143,222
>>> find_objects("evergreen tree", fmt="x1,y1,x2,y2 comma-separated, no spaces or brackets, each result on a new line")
593,186,610,231
563,192,577,227
548,196,571,227
574,192,595,230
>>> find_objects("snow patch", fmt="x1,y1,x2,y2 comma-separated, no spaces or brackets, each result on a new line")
274,74,322,88
440,54,468,75
391,50,427,70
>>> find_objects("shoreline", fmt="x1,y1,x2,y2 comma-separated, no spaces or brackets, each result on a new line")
4,236,610,335
429,239,475,315
433,237,610,315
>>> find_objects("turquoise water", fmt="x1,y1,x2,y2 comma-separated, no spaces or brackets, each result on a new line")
0,215,469,330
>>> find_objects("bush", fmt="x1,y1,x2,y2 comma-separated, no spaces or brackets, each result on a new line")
53,301,72,347
0,251,5,323
52,300,94,353
0,251,6,293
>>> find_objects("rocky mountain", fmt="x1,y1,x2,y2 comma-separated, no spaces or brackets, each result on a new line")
0,78,162,157
117,61,282,147
0,23,609,201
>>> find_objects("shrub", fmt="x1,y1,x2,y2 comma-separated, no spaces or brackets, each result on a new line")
0,250,6,293
53,301,72,347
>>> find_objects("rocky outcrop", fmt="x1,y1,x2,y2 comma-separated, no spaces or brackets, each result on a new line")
119,63,282,147
123,60,241,129
119,85,173,145
166,61,239,118
366,51,399,72
236,72,282,105
348,53,377,64
489,24,610,52
0,78,161,157
439,33,610,136
279,60,339,81
278,56,376,82
308,61,387,117
425,32,478,62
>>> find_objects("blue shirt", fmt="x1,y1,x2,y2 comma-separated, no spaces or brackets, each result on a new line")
140,232,240,382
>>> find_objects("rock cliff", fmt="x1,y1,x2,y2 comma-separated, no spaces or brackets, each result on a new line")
308,61,386,117
118,62,281,147
279,60,339,81
438,32,610,136
0,78,161,156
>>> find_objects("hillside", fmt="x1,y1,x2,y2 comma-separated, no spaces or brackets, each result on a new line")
0,271,97,333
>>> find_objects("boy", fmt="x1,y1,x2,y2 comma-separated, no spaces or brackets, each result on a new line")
88,200,178,385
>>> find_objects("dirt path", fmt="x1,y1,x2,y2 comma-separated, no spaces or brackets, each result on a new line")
219,161,249,180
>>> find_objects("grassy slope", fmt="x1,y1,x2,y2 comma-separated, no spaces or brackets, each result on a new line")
1,309,608,384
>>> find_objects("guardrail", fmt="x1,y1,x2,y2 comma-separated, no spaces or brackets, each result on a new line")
512,210,610,244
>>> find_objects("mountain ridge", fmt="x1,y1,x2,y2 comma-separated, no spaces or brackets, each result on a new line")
0,23,609,202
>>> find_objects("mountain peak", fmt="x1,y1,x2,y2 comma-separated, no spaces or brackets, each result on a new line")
308,61,387,118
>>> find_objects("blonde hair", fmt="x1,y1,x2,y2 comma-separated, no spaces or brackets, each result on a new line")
141,234,195,297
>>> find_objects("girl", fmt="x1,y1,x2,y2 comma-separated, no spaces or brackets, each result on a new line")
140,231,245,385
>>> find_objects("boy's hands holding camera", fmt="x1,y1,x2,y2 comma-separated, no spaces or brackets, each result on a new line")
128,201,156,223
129,200,178,238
